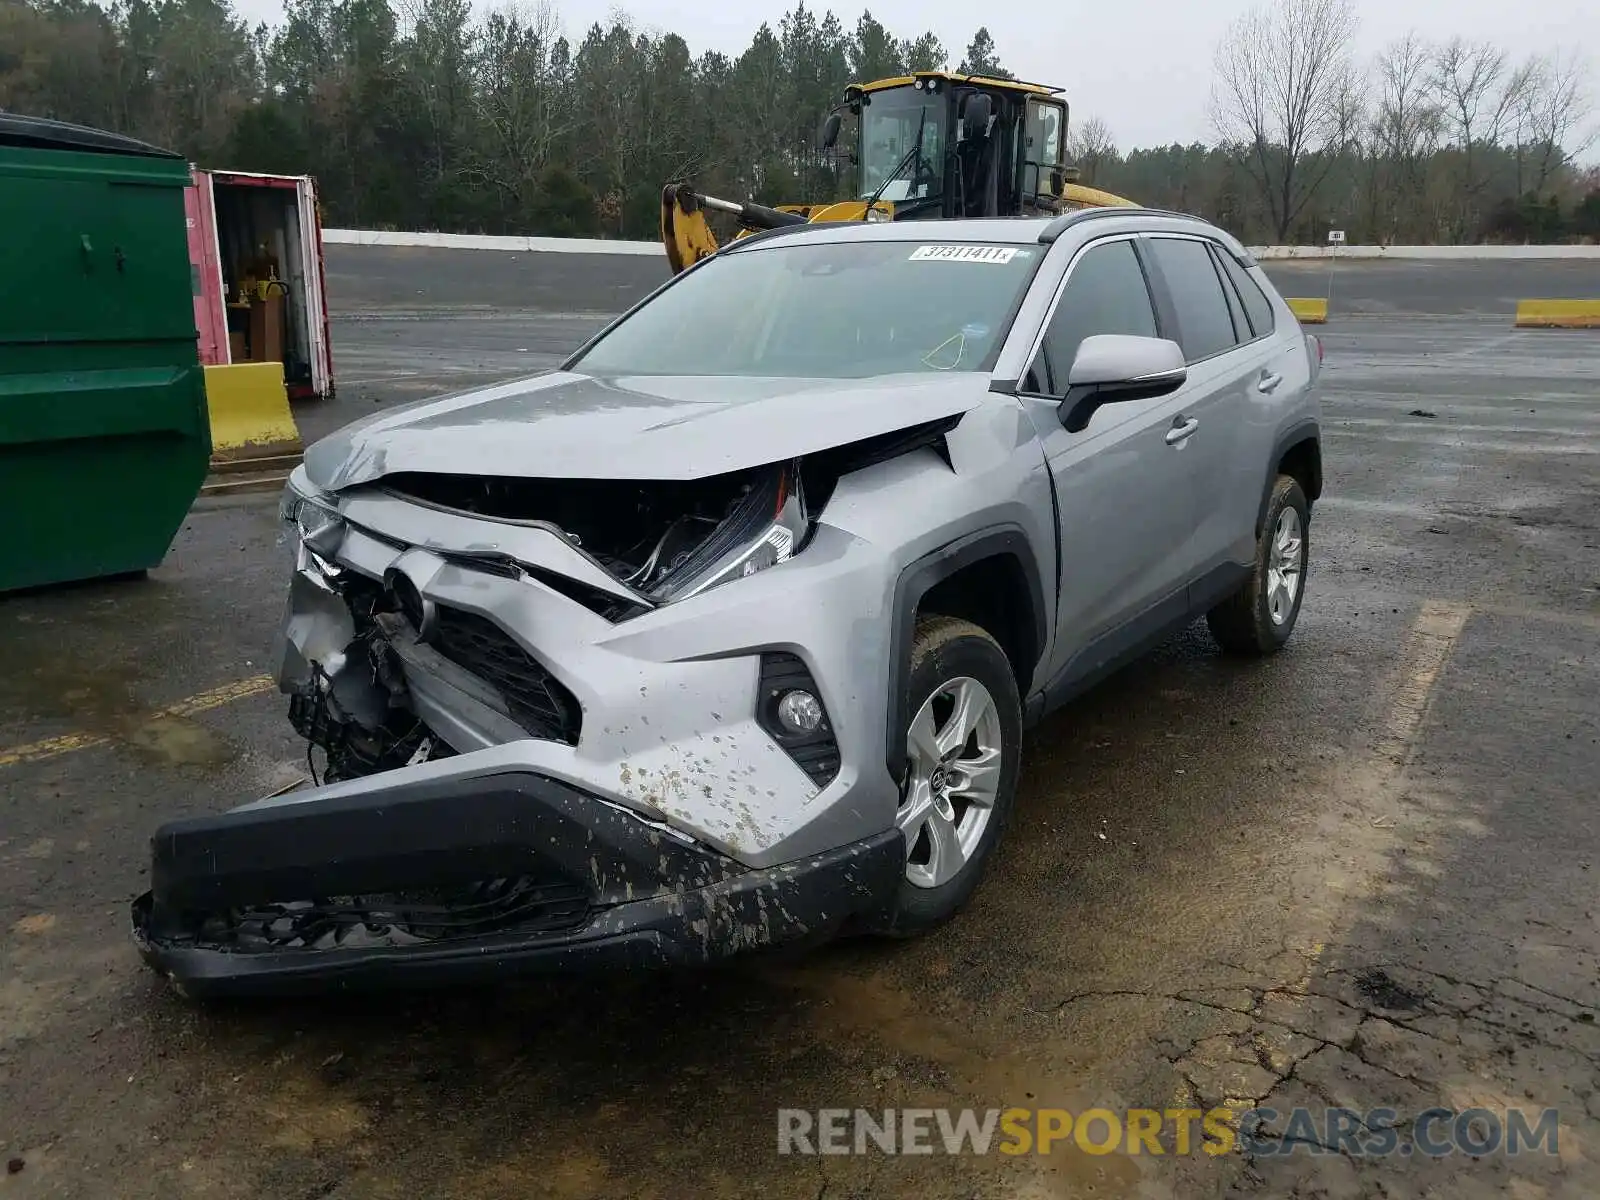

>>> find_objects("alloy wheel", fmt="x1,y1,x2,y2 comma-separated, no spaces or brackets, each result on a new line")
1266,505,1304,626
896,676,1004,889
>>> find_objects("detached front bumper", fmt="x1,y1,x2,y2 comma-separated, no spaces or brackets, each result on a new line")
131,769,903,999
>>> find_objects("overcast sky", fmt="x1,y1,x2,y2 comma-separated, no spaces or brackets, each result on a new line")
232,0,1595,151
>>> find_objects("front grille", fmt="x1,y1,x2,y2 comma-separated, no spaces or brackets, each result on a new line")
439,553,649,623
432,607,582,744
191,876,591,953
330,570,388,630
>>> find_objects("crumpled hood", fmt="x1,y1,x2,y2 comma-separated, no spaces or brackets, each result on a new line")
303,370,988,489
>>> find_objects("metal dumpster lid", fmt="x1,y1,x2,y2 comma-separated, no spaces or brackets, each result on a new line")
0,113,183,159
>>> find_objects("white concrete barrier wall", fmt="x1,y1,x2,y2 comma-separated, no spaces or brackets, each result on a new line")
321,227,1600,260
1248,244,1600,260
322,228,661,255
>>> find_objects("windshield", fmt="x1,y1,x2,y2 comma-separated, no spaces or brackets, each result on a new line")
569,239,1041,379
859,87,944,203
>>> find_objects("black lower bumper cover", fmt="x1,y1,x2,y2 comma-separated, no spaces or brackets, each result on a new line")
131,769,903,999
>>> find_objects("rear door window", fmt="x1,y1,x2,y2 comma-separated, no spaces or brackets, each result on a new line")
1209,243,1252,341
1216,249,1277,338
1145,236,1240,362
1028,238,1159,395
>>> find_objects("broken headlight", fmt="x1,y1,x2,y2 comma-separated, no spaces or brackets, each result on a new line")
279,475,346,577
647,462,808,603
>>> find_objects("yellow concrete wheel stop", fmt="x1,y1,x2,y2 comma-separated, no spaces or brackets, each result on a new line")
1287,298,1329,324
203,362,303,464
1514,300,1600,329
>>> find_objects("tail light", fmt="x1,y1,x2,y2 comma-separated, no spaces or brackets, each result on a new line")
1306,333,1324,373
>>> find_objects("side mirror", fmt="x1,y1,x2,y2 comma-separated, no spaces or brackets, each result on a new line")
960,93,992,142
819,112,842,151
1060,334,1187,432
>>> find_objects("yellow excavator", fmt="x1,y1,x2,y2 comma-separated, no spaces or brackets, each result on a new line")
661,71,1137,274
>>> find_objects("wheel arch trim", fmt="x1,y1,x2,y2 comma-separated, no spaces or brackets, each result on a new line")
1258,418,1321,535
885,525,1048,781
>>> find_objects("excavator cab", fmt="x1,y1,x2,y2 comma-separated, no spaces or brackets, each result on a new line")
824,73,1074,221
660,71,1136,274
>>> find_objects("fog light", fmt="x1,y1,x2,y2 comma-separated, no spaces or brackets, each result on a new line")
776,689,823,735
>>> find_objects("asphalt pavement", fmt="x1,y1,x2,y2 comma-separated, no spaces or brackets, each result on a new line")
1,250,1598,1199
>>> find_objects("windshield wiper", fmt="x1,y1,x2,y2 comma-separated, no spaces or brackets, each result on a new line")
864,105,929,216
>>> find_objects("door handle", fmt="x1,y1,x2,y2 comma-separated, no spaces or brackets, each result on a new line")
1165,416,1199,445
1257,370,1284,393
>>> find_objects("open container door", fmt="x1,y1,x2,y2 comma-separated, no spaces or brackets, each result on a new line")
206,170,332,401
184,168,230,365
295,175,334,399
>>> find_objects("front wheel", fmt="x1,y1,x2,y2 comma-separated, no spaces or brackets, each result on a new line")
1207,474,1311,655
882,616,1022,937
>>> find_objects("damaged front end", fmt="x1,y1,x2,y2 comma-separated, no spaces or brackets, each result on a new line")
379,458,811,607
131,767,903,998
270,456,815,785
129,428,957,998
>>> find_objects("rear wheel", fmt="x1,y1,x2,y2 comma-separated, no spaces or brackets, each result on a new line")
882,616,1022,937
1207,474,1310,655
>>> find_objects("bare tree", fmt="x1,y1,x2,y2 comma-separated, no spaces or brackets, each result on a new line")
1429,37,1536,235
1368,32,1443,240
1068,114,1116,182
1373,34,1442,166
1210,0,1361,241
1430,38,1530,151
470,0,574,208
1516,49,1595,191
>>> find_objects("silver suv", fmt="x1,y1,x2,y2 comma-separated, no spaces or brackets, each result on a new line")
133,209,1323,998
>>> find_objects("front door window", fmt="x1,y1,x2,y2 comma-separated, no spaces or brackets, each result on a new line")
1022,99,1065,197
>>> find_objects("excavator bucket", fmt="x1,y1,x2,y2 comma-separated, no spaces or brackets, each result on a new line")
661,184,722,275
661,184,817,275
1061,182,1140,209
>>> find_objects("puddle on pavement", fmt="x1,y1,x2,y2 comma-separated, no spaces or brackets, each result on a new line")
762,960,1150,1196
119,714,236,767
0,638,240,768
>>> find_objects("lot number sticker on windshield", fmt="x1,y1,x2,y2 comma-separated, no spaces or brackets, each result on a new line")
910,245,1020,264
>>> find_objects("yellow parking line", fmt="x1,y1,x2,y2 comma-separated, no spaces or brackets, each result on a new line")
0,675,276,770
159,675,278,718
1371,600,1472,775
0,732,102,766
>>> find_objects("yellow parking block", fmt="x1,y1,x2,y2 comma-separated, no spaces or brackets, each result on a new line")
1513,299,1600,329
203,362,303,464
1287,297,1329,324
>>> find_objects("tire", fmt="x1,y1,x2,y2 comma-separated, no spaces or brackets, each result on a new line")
882,615,1023,938
1207,474,1311,655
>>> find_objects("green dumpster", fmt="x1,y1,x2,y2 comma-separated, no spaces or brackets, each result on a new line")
1,115,210,593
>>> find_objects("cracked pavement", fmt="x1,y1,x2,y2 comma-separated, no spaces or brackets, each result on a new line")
1,255,1597,1198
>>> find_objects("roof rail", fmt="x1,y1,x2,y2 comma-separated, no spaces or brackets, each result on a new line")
1037,206,1207,243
